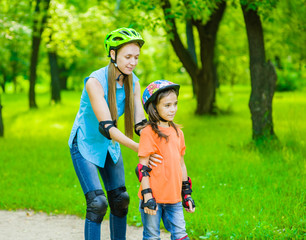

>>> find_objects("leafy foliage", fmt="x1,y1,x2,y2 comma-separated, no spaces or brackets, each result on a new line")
0,0,32,88
1,0,304,93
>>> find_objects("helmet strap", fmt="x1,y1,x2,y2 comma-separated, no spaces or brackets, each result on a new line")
111,50,127,80
115,74,123,81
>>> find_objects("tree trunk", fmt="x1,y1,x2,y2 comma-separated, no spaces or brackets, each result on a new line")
29,31,40,108
29,0,50,108
161,0,225,115
1,69,7,93
48,51,61,103
60,71,68,90
194,0,226,114
242,5,277,141
0,82,5,93
11,50,18,93
59,63,69,90
161,0,199,93
0,96,3,137
186,20,198,96
186,21,197,65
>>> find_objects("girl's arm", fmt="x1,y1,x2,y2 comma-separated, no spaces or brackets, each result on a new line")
181,155,188,182
86,77,138,152
180,156,196,213
139,156,158,215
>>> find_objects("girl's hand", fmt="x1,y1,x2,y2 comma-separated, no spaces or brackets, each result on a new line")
185,201,195,213
148,154,163,168
143,193,158,215
144,206,158,215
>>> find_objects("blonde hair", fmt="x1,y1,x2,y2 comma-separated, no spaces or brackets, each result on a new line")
108,62,134,139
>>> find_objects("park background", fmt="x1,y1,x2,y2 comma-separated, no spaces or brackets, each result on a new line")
0,0,305,239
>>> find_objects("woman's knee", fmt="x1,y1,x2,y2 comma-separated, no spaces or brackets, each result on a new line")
107,186,130,217
85,189,108,223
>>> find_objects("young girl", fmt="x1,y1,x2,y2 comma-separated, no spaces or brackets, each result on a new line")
135,80,196,240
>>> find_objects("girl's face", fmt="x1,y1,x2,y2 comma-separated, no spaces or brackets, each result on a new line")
156,91,178,123
111,43,140,75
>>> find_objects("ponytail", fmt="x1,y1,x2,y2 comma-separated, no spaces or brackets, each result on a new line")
108,62,134,139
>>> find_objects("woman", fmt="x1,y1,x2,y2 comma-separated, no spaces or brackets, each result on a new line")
68,27,160,240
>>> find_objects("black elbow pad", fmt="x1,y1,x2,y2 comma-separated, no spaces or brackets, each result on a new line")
134,119,148,136
99,120,116,140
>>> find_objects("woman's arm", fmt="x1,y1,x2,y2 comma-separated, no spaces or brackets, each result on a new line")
86,77,138,152
134,81,146,125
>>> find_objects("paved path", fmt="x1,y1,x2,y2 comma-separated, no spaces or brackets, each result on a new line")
0,210,171,240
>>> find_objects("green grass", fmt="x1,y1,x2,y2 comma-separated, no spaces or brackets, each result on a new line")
0,86,305,239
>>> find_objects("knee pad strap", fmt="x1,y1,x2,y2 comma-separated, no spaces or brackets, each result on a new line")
107,186,130,218
85,189,108,223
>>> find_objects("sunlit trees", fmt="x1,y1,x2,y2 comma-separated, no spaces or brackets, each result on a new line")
0,1,31,93
161,0,227,115
0,0,304,142
125,0,227,114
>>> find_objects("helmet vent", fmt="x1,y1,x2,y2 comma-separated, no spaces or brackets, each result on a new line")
105,34,112,41
113,37,123,41
120,30,131,36
131,30,137,36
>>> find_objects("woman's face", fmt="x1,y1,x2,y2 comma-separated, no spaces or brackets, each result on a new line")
111,43,140,75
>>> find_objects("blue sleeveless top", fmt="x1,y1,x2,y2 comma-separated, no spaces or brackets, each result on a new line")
68,66,138,167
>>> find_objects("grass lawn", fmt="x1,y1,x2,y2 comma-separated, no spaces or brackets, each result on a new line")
0,85,305,239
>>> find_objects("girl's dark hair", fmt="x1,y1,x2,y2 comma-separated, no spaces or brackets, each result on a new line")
145,88,180,141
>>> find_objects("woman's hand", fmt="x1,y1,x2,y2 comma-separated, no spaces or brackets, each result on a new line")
148,154,163,168
133,142,139,153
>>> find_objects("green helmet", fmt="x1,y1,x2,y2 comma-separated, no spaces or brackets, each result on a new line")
104,27,145,57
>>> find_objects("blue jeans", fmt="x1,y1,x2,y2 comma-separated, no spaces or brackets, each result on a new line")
139,201,189,240
70,136,127,240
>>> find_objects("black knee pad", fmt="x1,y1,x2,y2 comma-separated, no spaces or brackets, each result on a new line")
107,186,130,218
85,189,108,223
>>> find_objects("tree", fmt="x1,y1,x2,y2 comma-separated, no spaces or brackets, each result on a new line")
241,1,278,141
263,0,306,92
48,50,61,103
0,0,32,93
29,0,50,108
162,0,227,114
125,0,226,114
0,94,3,137
43,0,76,103
41,1,116,91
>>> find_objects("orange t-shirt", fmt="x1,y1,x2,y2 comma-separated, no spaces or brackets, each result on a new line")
138,125,186,204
